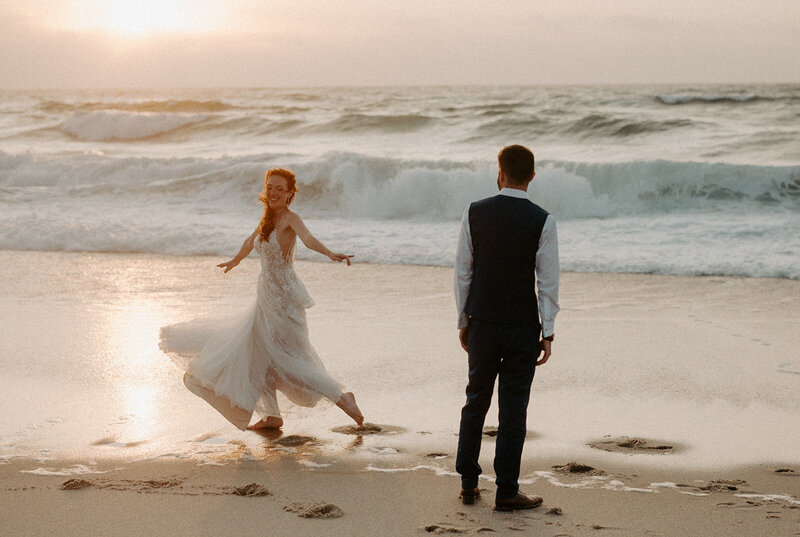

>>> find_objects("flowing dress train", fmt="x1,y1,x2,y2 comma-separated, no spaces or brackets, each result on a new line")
163,231,343,430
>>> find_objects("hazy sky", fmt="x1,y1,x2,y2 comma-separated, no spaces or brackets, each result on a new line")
2,0,798,88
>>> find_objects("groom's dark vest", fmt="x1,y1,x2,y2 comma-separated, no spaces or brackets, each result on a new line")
464,194,549,326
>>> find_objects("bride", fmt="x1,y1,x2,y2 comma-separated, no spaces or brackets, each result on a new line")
176,167,364,431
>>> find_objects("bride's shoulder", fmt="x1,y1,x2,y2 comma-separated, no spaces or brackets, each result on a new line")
250,228,262,248
284,210,305,227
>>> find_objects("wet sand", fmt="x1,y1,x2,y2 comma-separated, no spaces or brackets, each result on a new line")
1,250,799,535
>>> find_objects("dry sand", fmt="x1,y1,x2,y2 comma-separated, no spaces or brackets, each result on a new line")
1,456,798,536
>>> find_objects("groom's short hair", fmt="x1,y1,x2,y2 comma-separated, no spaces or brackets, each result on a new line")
498,145,535,186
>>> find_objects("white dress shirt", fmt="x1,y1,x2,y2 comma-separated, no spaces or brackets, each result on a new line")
454,187,560,337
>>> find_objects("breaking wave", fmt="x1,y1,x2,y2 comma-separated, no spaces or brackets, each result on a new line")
3,149,798,218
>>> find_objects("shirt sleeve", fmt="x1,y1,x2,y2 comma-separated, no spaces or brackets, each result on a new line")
454,205,473,330
536,215,560,338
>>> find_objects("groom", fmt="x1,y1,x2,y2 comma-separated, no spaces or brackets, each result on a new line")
454,144,559,510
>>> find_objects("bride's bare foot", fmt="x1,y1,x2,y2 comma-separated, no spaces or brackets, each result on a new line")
247,416,284,430
336,392,364,426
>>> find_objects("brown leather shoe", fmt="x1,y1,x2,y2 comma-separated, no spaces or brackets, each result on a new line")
494,492,543,511
459,487,481,505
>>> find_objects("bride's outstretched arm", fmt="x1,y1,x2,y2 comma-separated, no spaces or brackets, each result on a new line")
217,230,258,273
287,213,353,265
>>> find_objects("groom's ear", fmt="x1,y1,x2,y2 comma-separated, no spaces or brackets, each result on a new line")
497,169,507,188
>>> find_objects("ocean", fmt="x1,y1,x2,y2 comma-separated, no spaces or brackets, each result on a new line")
2,86,800,470
1,85,799,276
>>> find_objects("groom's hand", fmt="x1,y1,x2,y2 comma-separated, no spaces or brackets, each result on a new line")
536,339,552,366
458,327,469,352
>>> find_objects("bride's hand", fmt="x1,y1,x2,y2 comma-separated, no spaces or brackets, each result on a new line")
217,259,239,273
328,252,354,266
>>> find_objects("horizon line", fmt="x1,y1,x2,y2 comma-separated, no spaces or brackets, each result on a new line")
2,81,799,91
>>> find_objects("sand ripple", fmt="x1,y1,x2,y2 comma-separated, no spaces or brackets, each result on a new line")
233,483,271,496
588,437,677,454
283,502,344,518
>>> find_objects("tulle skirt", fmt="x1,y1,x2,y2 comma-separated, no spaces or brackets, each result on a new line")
160,288,344,430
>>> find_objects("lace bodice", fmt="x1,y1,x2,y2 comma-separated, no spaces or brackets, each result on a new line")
254,232,314,312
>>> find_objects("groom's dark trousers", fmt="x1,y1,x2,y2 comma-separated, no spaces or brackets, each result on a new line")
456,319,539,499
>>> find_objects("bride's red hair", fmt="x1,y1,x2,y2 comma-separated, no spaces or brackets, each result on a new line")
257,168,297,243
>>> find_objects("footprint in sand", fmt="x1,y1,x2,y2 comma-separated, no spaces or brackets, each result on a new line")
696,479,748,493
552,462,604,476
588,437,678,454
423,524,469,534
331,423,404,436
232,483,271,496
60,479,93,490
273,435,316,447
283,502,344,518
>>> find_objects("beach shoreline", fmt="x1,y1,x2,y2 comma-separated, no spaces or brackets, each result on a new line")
2,454,798,537
2,249,799,535
2,249,799,463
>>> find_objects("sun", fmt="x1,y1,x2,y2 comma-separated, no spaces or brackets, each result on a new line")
93,1,197,37
58,0,228,38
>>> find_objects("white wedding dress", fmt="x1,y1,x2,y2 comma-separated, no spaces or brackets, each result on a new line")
160,231,344,430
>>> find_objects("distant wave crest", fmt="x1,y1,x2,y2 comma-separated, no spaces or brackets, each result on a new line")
41,99,236,113
565,114,694,137
304,113,435,134
60,111,208,141
656,94,762,105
